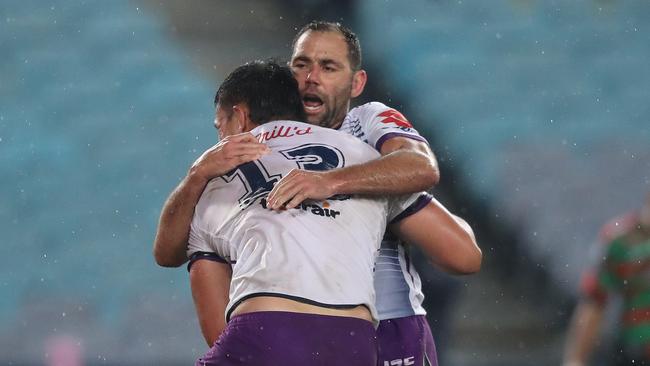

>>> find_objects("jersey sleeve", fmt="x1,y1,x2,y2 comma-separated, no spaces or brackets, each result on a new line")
579,240,610,304
186,181,232,266
580,240,629,306
186,213,230,271
187,215,214,258
578,214,637,304
387,192,433,224
345,102,428,152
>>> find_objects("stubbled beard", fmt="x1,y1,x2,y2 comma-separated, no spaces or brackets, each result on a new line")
316,111,335,128
314,94,348,129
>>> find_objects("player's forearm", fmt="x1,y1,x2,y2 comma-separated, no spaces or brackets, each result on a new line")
153,172,209,267
435,214,482,274
392,199,481,274
327,149,439,195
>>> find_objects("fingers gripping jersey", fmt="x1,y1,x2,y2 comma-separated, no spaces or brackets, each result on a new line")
341,102,430,319
188,121,418,322
339,102,428,152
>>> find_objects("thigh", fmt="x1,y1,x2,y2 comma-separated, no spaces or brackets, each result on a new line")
376,315,438,366
196,311,377,366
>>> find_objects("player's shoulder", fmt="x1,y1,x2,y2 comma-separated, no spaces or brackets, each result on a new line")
347,101,392,119
598,211,639,244
347,101,414,129
341,102,395,139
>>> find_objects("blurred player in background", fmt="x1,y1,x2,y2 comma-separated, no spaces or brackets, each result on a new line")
563,191,650,366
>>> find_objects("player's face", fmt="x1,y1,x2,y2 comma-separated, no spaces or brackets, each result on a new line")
290,31,356,129
214,104,239,139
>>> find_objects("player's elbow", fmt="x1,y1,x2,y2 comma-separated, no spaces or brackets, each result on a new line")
431,233,482,275
423,162,440,187
153,243,186,268
456,246,482,274
435,248,482,275
393,140,440,189
408,159,439,192
450,216,482,274
456,233,482,274
154,257,180,268
415,144,440,188
414,152,440,189
153,251,175,268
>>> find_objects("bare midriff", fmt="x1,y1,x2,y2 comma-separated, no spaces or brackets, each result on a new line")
231,296,373,322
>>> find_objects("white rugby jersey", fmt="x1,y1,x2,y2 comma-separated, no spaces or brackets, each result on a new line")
374,195,432,319
339,101,428,152
341,102,430,319
187,120,419,322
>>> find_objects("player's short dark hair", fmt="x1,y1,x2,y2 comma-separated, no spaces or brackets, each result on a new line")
291,20,362,71
214,60,306,125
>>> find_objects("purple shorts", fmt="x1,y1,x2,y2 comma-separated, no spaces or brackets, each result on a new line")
196,311,377,366
376,315,438,366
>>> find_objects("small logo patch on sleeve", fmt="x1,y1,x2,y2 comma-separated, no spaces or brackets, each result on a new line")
378,109,413,128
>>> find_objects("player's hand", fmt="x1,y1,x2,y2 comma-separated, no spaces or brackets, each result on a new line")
266,169,337,210
189,133,270,181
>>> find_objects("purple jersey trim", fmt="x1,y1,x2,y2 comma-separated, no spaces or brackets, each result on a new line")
375,132,428,152
187,251,230,272
390,193,433,225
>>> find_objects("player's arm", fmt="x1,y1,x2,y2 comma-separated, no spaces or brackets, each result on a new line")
334,136,438,195
153,133,269,267
189,257,232,346
266,136,439,210
562,298,605,366
390,195,482,274
562,254,611,366
153,173,210,267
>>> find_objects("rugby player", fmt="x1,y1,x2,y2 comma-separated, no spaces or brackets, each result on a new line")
563,192,650,365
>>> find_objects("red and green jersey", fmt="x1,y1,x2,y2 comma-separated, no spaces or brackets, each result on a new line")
581,212,650,355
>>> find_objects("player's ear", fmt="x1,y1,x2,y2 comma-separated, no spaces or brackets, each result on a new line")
350,69,367,98
232,104,249,132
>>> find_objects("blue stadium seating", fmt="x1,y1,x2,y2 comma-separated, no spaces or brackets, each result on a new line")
0,0,213,361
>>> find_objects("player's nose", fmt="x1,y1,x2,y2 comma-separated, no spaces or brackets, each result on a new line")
306,67,320,84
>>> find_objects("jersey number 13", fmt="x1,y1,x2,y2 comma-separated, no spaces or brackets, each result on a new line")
221,143,345,209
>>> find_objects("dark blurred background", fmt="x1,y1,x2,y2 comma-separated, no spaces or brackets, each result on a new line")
1,0,649,364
